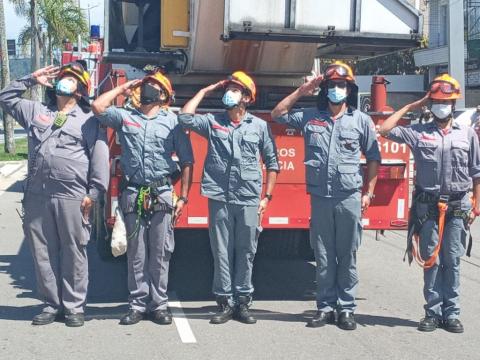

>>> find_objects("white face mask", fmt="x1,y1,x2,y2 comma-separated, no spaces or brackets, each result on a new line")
222,90,242,109
430,104,452,120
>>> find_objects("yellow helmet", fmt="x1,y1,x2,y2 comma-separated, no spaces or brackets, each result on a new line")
429,74,461,100
225,71,257,103
59,62,91,93
323,61,356,83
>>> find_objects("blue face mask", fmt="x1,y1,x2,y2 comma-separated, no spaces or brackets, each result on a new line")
327,87,347,104
55,78,76,97
222,90,242,109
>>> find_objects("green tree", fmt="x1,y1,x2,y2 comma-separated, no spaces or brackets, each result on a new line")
12,0,88,65
0,0,15,154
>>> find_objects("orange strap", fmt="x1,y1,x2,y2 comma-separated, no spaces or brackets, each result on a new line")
411,201,448,269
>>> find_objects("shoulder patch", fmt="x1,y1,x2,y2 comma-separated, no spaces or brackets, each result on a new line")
123,119,141,128
212,123,229,133
37,114,51,123
308,119,328,127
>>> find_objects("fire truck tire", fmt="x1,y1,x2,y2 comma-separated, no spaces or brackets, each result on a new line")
92,195,117,261
257,230,313,260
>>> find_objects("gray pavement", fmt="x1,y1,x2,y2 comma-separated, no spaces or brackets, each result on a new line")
0,165,480,360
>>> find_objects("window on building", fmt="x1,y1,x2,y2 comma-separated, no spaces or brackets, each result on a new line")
7,40,15,57
441,4,448,46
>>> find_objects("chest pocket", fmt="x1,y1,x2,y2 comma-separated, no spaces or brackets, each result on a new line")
56,127,88,162
211,128,229,140
451,140,469,166
339,130,360,153
156,128,173,154
241,133,260,157
417,141,438,162
306,124,326,147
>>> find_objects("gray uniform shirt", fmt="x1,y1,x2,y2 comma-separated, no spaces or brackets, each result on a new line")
388,122,480,193
274,107,381,198
0,75,109,200
97,106,194,189
178,111,279,206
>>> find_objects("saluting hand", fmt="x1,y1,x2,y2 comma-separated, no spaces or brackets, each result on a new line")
408,93,430,111
202,80,226,95
298,75,323,96
32,65,60,88
80,196,93,222
121,79,142,96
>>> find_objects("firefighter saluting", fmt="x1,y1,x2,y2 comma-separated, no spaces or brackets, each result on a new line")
92,71,194,326
179,71,279,325
0,63,109,327
271,61,381,330
379,74,480,333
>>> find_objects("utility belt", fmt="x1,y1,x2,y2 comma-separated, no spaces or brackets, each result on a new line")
127,176,172,190
123,177,176,240
123,176,174,216
415,188,466,204
415,191,469,221
405,190,473,268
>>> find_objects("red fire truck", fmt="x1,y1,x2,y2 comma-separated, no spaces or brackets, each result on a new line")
78,0,424,259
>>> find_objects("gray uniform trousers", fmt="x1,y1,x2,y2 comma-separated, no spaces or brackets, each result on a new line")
122,191,174,313
208,199,261,306
23,193,91,314
416,198,469,320
310,192,362,313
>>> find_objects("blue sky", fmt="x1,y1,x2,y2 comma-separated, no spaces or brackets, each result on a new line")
5,0,105,40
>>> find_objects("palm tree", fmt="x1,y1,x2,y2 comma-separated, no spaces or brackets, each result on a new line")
12,0,88,65
11,0,42,100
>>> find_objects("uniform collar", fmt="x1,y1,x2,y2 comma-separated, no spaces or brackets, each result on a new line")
55,103,80,117
425,120,459,131
318,106,354,120
133,107,169,120
222,111,253,126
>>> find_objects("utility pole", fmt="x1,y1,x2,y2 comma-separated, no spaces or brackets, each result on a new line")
30,0,41,102
0,0,15,153
448,0,466,108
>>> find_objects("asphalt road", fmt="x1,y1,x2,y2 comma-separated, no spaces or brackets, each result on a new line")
1,163,480,360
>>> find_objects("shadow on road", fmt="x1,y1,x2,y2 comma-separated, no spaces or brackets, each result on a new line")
0,220,418,328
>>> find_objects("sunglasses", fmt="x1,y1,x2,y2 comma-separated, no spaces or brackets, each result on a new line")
430,81,459,94
327,81,347,89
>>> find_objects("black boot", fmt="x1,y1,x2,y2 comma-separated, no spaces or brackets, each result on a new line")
32,311,60,326
151,309,173,325
444,318,464,333
120,309,145,325
418,316,441,332
210,296,234,324
337,311,357,330
307,311,335,328
65,313,85,327
234,296,256,324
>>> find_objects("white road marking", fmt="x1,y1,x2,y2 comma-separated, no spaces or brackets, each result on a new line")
169,292,197,344
0,163,23,177
0,162,27,197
